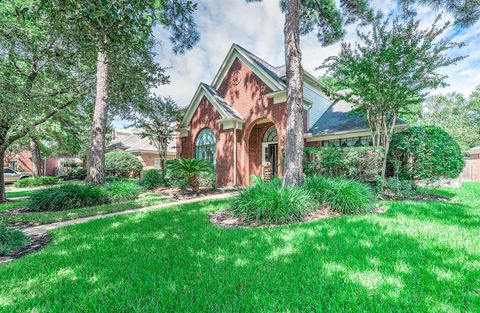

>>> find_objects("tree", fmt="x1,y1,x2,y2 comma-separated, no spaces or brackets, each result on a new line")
0,1,92,202
418,91,480,152
321,16,465,177
248,0,374,186
248,0,480,186
49,0,200,185
131,96,181,178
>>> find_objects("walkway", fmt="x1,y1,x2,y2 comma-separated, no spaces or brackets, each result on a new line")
1,192,236,264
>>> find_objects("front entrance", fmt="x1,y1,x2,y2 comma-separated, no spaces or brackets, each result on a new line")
261,125,278,180
247,121,280,184
262,143,278,178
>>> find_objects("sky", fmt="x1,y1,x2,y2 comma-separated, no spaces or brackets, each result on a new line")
114,0,480,129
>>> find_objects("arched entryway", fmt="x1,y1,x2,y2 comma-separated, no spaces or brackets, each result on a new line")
247,119,279,181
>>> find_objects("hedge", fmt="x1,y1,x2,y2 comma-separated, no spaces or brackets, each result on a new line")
14,176,60,188
303,146,384,182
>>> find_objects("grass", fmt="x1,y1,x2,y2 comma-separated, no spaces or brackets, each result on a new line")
0,223,28,256
5,189,38,198
0,183,479,311
0,201,28,214
0,193,168,225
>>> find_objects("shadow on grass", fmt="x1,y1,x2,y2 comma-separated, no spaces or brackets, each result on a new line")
0,198,479,312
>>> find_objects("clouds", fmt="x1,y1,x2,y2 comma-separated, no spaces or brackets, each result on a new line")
152,0,479,106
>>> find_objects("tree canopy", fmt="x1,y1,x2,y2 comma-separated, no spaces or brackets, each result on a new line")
320,15,465,176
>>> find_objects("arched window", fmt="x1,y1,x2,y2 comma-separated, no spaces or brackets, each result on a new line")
195,128,216,167
263,125,278,143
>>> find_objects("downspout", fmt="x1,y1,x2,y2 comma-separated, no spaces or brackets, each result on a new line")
233,121,238,187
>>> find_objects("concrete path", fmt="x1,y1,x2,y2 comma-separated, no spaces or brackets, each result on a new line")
1,192,236,264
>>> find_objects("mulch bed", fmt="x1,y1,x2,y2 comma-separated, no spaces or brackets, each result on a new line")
0,233,51,264
210,206,387,228
154,187,235,201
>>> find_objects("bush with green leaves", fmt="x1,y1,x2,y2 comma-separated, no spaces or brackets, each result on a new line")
105,150,143,178
167,159,213,189
141,169,163,190
304,176,375,214
230,178,316,224
304,147,384,182
14,176,59,188
0,223,28,256
28,183,110,211
64,167,87,180
104,181,141,202
376,177,419,199
389,126,465,182
28,181,141,212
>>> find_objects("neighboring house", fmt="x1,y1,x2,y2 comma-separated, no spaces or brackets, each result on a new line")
107,128,177,170
4,150,81,176
461,146,480,182
177,43,407,187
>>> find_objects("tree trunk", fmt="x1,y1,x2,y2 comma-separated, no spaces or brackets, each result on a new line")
283,0,304,186
30,138,42,177
88,48,109,185
0,147,6,202
158,136,168,178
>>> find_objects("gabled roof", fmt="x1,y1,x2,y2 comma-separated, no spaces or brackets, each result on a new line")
200,84,242,120
308,100,407,136
180,83,243,129
233,44,286,89
210,44,286,92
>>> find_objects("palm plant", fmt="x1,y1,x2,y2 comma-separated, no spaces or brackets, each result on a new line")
168,159,213,189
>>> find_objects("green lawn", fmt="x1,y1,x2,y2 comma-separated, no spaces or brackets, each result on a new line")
0,201,28,214
5,189,39,198
1,184,479,312
0,193,169,225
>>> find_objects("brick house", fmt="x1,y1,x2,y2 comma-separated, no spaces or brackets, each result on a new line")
107,128,177,170
177,44,407,187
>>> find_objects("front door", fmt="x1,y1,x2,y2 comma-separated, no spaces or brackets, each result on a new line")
267,144,278,177
262,143,278,179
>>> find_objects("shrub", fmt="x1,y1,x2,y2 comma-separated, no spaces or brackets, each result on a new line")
376,177,418,199
389,126,465,182
64,167,87,180
105,150,143,177
304,176,375,214
198,171,216,189
0,223,28,256
167,159,213,189
142,169,163,190
104,181,141,202
28,183,110,212
14,176,60,188
304,147,384,182
230,179,316,224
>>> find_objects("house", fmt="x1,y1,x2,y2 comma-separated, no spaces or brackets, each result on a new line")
460,146,480,182
4,150,81,176
107,128,177,170
177,44,407,187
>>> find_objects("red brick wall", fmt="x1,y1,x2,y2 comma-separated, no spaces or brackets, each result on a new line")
305,140,323,148
181,57,288,186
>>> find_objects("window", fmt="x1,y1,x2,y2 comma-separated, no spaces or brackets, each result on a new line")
323,136,372,148
195,128,216,167
4,168,15,174
263,125,278,143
